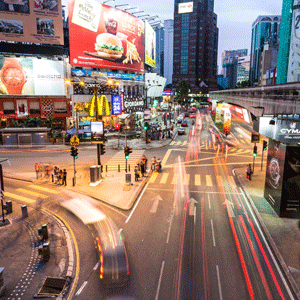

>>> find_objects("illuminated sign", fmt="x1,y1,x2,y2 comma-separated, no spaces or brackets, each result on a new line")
112,95,121,115
89,95,110,117
91,120,104,143
178,2,193,14
145,21,156,68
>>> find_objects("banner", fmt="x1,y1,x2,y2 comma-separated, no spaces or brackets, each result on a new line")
145,21,156,68
0,57,65,96
0,0,63,45
223,110,231,135
112,95,121,115
69,0,145,72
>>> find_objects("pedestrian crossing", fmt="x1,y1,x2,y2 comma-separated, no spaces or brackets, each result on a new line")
105,150,145,171
4,184,60,205
147,172,234,187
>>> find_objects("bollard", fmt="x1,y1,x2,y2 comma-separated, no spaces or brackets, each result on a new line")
3,201,12,214
118,164,120,172
38,224,48,241
38,242,50,261
21,205,28,218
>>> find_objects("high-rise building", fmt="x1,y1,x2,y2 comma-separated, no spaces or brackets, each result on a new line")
153,23,165,77
173,0,218,92
237,55,250,84
222,49,247,89
164,19,174,86
249,15,280,85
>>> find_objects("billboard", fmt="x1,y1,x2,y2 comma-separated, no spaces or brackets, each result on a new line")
145,21,156,68
68,0,145,73
91,120,104,143
287,0,300,82
0,57,65,96
112,95,121,115
178,2,193,14
0,0,63,45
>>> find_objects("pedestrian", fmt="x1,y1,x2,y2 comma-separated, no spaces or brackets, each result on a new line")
246,164,252,181
59,169,63,185
35,163,41,179
140,160,145,177
53,166,58,183
142,155,148,170
151,156,156,171
134,165,139,182
63,169,67,186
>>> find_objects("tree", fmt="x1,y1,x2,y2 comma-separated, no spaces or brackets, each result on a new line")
176,80,191,104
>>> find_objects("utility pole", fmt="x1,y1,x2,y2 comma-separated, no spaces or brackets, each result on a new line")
94,86,101,166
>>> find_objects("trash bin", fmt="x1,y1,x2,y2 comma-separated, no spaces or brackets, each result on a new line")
90,166,98,183
125,173,131,184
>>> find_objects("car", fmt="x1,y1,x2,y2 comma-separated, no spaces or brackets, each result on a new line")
184,112,189,117
178,128,186,135
179,113,185,119
189,113,196,118
181,120,188,127
177,117,183,124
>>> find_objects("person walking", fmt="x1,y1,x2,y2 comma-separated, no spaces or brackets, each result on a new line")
63,169,67,186
140,160,145,177
58,169,63,185
246,164,252,181
151,156,156,171
134,165,139,182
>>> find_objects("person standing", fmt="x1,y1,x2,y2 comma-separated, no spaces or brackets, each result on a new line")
134,165,139,182
140,160,145,177
59,169,63,185
63,169,67,186
246,164,252,181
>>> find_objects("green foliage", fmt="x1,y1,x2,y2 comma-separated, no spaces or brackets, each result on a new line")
176,80,191,104
236,80,250,88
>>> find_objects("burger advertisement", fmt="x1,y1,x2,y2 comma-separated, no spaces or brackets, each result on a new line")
68,0,145,72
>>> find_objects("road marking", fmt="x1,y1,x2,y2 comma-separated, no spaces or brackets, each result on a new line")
166,212,174,244
237,149,244,153
149,173,158,183
17,188,48,198
208,193,211,209
195,174,201,186
176,141,181,145
4,192,35,204
170,141,176,145
216,265,223,300
160,173,169,184
29,185,60,194
125,182,149,224
93,262,100,271
150,196,162,213
211,219,216,246
155,261,165,300
182,141,187,146
75,281,87,296
206,175,212,186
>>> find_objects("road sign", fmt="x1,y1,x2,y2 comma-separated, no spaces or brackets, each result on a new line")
251,132,260,143
70,135,80,146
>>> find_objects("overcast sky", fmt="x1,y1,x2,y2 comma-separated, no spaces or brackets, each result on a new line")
65,0,283,68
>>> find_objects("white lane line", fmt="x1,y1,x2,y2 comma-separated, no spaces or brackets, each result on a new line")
166,212,174,244
118,228,123,236
216,265,223,300
125,182,149,224
155,261,165,300
75,281,87,296
208,193,211,209
211,219,216,247
93,262,100,271
240,190,295,300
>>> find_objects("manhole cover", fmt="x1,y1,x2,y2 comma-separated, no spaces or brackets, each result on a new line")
38,277,66,295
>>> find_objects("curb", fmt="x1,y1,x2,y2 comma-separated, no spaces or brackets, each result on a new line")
233,168,300,300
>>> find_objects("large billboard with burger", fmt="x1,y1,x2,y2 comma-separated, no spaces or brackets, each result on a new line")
68,0,145,73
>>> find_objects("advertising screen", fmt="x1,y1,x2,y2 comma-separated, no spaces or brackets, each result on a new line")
145,21,156,68
0,0,63,45
91,120,104,143
178,2,193,14
68,0,145,73
0,57,65,96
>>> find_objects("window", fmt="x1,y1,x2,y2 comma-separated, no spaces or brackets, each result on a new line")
54,101,67,114
3,101,15,115
30,101,40,114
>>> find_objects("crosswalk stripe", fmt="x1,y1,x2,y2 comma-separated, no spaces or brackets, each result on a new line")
206,175,213,186
176,141,181,145
185,174,190,185
4,192,35,204
172,175,178,184
149,173,158,183
29,185,60,194
17,188,48,198
160,173,169,184
182,141,187,146
237,149,244,153
170,141,176,145
195,174,201,186
240,140,246,144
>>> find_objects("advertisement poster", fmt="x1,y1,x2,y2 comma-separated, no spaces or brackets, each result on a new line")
178,2,193,14
0,0,63,44
145,21,156,68
124,96,144,114
91,120,104,143
223,110,231,135
215,107,221,123
287,0,300,82
211,100,217,116
281,146,300,217
112,95,121,115
68,0,145,72
264,139,286,216
0,57,65,96
16,99,28,117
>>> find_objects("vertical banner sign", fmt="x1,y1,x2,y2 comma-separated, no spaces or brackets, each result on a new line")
215,107,222,123
120,92,125,113
211,100,217,115
112,95,121,115
223,110,231,135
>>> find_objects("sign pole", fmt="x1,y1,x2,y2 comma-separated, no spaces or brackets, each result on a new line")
73,156,76,186
0,164,4,224
253,142,256,172
94,86,101,167
125,129,127,173
261,148,264,171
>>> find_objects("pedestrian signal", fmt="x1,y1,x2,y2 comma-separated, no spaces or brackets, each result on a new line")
263,140,268,151
100,144,106,155
71,146,78,159
253,145,257,157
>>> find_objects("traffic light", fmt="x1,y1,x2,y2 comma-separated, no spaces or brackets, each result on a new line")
253,145,257,157
100,144,106,155
263,140,268,151
70,146,78,159
144,122,149,131
124,146,132,159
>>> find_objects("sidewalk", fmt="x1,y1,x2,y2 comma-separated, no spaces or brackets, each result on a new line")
234,163,300,298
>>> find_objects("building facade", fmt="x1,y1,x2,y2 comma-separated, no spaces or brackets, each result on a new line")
153,23,165,77
173,0,218,92
164,19,174,87
249,15,280,85
237,55,250,84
